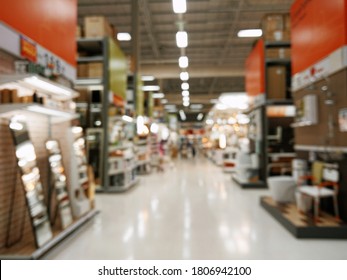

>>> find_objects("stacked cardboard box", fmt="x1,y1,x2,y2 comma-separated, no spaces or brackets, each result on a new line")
84,16,113,38
262,14,290,42
77,63,103,78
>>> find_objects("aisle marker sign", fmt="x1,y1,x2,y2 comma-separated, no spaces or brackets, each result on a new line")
20,36,37,62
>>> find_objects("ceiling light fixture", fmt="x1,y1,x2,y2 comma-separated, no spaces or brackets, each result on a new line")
182,90,189,97
179,56,189,68
141,75,155,81
190,104,203,110
117,32,132,41
179,109,187,120
142,85,160,91
183,102,190,107
152,93,165,99
180,72,189,81
181,82,189,90
122,115,134,123
237,29,262,38
197,113,204,121
172,0,187,14
176,31,188,48
183,96,190,102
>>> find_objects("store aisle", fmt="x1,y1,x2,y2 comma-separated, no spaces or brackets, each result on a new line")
44,157,347,260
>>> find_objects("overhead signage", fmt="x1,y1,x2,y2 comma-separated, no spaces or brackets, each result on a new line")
20,36,37,62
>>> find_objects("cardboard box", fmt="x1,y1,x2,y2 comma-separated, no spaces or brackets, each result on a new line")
11,90,21,103
0,89,11,103
265,47,291,59
262,14,290,42
88,62,103,78
76,25,82,38
266,66,287,100
84,16,113,38
77,63,89,77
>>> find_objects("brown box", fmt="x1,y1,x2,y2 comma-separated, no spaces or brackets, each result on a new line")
77,63,89,77
262,14,290,42
0,89,12,103
266,66,287,100
265,47,291,59
75,89,89,102
11,90,21,103
88,62,103,78
76,25,82,38
84,16,113,38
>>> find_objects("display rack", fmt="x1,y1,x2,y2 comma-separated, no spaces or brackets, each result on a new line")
75,37,109,190
236,39,293,189
0,76,98,259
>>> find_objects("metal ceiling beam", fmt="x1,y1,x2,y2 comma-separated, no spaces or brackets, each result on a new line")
140,64,244,79
208,0,245,95
139,0,160,58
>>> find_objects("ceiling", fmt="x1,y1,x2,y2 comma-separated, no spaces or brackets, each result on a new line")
78,0,294,115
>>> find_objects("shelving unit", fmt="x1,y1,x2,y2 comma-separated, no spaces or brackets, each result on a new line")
238,39,294,189
106,143,138,192
0,75,98,259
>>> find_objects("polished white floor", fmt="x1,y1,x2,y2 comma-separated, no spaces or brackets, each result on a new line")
45,156,347,260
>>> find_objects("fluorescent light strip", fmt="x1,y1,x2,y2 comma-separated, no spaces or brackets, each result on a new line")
176,31,188,48
191,104,203,110
237,29,262,38
141,75,155,81
172,0,187,14
24,77,72,96
26,105,73,118
142,85,160,91
197,113,204,121
122,115,134,123
181,82,189,90
179,56,189,68
180,72,189,81
152,93,165,99
179,109,186,120
117,32,132,41
182,90,189,97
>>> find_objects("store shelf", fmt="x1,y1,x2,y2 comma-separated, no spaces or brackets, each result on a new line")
232,174,266,189
266,99,293,106
291,121,317,128
137,159,151,166
77,56,104,63
294,145,347,153
0,103,79,123
77,38,104,53
265,58,291,65
74,78,103,87
102,177,140,193
260,197,347,239
78,177,88,185
0,209,99,259
265,41,291,48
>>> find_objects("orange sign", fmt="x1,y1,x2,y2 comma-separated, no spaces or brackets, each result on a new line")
20,37,37,62
245,39,265,97
0,0,77,66
291,0,346,75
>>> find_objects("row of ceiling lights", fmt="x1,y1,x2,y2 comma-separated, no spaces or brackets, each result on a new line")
173,0,191,109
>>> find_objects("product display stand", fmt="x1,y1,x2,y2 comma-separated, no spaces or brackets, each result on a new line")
0,76,98,259
260,197,347,239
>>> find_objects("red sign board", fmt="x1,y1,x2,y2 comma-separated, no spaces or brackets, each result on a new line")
20,36,37,62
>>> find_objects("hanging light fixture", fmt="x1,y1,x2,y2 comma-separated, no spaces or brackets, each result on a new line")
180,71,189,81
172,0,187,14
176,31,188,48
178,56,189,68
